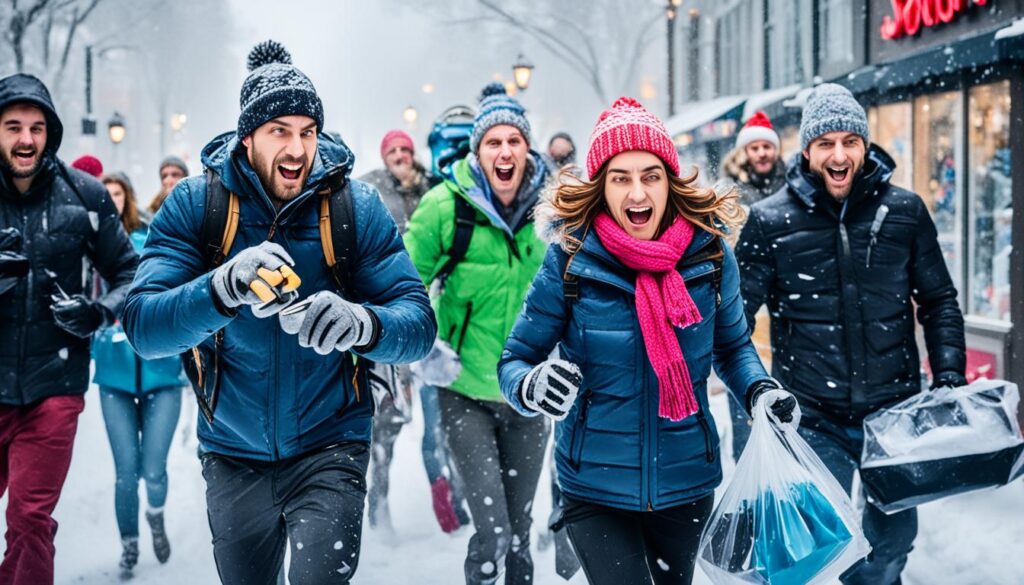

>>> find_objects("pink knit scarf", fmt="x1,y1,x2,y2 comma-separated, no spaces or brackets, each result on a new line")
593,212,702,421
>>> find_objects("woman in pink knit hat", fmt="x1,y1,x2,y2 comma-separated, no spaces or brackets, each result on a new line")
498,97,796,585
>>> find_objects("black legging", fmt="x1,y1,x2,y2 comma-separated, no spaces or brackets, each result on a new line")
561,493,715,585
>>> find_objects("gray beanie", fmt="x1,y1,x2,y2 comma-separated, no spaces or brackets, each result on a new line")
159,155,189,176
470,82,531,153
237,40,324,139
799,83,869,151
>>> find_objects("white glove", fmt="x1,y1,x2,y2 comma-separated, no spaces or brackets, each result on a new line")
211,241,298,317
278,291,374,355
520,359,582,421
410,339,462,387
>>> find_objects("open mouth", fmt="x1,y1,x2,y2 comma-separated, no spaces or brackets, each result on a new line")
12,150,36,164
278,163,302,182
495,164,514,182
826,166,850,183
625,206,653,226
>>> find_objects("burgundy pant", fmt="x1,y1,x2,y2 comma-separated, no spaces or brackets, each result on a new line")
0,395,85,585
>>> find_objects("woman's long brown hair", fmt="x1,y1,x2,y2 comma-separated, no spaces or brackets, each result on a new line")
101,174,142,235
550,161,744,239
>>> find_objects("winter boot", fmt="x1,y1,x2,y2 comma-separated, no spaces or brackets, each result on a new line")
119,537,139,581
146,508,171,563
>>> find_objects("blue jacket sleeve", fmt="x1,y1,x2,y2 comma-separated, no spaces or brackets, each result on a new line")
122,178,235,359
712,243,772,407
498,245,569,416
349,181,436,364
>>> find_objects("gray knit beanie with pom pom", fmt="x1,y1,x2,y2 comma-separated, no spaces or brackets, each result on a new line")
237,40,324,138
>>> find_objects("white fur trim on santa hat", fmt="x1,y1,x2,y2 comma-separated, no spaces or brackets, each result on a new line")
735,125,780,150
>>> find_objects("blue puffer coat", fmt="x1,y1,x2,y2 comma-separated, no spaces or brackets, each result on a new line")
93,226,185,394
499,226,771,511
123,132,436,461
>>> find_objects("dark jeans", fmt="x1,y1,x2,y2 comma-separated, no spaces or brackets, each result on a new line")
727,392,751,462
368,400,404,530
99,386,182,539
439,389,549,585
0,395,85,585
201,442,370,585
560,493,715,585
798,417,918,585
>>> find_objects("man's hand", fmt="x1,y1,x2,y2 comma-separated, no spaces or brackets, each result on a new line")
51,295,105,338
278,291,375,355
930,371,967,390
211,242,298,316
520,359,582,421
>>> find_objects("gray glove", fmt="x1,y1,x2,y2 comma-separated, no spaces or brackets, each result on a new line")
520,359,582,421
409,339,462,387
211,241,297,316
278,291,374,355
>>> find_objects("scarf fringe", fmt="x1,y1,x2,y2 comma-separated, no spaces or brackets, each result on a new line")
659,360,699,421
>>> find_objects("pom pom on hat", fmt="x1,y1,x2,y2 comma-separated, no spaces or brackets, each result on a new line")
478,82,508,102
247,40,292,71
585,96,680,179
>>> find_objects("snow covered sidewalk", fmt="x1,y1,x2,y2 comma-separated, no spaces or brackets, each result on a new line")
3,387,1022,584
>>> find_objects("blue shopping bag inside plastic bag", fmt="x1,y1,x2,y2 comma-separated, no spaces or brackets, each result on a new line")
698,388,870,585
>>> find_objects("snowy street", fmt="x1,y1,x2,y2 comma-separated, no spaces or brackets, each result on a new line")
2,386,1019,584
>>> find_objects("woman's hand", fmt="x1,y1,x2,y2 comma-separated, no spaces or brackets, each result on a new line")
520,359,582,421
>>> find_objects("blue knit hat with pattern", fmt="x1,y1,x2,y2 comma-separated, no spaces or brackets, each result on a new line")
799,83,869,151
237,40,324,138
469,82,531,153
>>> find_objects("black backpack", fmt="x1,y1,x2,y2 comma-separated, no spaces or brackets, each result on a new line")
183,168,359,423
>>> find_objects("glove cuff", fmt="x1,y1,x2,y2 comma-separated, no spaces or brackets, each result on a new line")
352,306,381,353
745,379,780,415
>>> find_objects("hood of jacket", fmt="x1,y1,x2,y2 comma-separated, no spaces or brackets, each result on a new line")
786,143,896,213
0,74,63,156
199,129,356,200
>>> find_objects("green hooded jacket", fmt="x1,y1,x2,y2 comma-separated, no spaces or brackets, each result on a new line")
405,153,548,401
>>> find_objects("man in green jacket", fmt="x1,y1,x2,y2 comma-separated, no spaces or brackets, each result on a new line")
405,82,549,585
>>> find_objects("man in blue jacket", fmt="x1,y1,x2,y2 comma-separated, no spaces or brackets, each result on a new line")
122,41,435,585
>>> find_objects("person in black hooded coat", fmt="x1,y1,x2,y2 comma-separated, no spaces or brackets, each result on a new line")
736,83,965,585
0,73,137,585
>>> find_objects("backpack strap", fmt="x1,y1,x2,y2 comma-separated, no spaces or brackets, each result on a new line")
318,180,356,300
432,195,476,286
561,231,585,306
184,170,240,424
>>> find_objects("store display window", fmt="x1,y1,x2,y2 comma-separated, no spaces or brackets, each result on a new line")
967,81,1012,322
913,91,964,300
868,102,913,190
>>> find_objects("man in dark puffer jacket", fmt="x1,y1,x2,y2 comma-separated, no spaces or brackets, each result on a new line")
0,73,138,585
736,83,965,585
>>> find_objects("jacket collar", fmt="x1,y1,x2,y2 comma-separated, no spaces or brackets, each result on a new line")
449,151,549,238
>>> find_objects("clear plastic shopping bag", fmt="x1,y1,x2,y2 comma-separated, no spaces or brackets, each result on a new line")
698,389,871,585
860,378,1024,514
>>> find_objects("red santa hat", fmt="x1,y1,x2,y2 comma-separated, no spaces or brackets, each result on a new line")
735,111,780,150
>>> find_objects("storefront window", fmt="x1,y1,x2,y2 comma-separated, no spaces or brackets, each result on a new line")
779,125,800,165
716,0,758,96
967,81,1012,322
868,102,913,190
913,91,963,300
817,0,865,78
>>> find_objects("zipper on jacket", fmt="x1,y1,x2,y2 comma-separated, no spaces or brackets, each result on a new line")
568,390,592,470
865,204,890,268
696,409,716,463
455,301,474,354
271,328,281,460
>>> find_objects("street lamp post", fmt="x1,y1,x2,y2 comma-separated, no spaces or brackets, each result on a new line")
666,0,682,117
512,54,534,92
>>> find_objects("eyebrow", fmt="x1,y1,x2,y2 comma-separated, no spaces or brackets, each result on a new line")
608,165,662,174
2,120,44,127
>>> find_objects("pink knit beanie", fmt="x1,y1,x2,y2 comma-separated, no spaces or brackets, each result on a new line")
585,97,680,179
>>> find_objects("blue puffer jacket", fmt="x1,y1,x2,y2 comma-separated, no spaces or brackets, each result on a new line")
93,226,185,394
499,226,771,511
123,132,436,461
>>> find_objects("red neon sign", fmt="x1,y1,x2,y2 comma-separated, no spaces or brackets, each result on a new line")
881,0,989,40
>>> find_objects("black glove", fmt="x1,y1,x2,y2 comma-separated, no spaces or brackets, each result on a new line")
745,380,797,424
930,371,967,390
51,294,106,338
